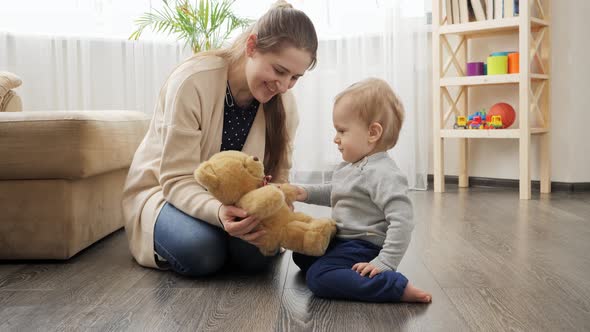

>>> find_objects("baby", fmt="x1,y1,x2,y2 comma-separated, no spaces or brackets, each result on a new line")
292,78,431,303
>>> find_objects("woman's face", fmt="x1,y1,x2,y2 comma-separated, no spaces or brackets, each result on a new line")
245,37,312,103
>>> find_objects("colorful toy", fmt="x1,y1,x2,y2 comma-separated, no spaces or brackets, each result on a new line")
460,107,511,130
487,55,508,75
490,51,515,56
486,51,517,75
466,62,484,76
486,115,503,129
508,52,520,73
468,115,485,129
453,115,468,129
468,110,486,122
488,102,516,128
467,109,487,129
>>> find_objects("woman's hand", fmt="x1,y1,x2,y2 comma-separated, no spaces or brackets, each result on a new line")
294,186,308,202
352,262,381,278
218,205,266,246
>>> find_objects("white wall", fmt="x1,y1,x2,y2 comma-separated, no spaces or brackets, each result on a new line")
429,0,590,183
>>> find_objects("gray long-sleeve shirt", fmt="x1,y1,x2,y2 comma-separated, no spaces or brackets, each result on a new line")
301,152,414,272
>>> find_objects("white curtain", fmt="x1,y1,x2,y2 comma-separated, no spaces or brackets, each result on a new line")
0,0,429,190
289,1,430,190
0,32,192,113
234,0,430,189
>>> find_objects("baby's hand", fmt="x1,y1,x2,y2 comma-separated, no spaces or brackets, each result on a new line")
294,186,308,202
352,262,381,278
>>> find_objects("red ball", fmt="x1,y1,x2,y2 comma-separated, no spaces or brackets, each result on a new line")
488,102,516,128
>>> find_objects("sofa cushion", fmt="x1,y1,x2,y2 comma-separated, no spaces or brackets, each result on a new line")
0,110,149,180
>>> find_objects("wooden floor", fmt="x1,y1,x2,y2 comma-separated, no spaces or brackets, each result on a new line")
1,187,590,331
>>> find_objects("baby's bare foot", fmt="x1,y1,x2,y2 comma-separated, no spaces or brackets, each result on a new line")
401,283,432,303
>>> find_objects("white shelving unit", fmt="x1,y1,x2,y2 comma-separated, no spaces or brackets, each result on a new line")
432,0,551,199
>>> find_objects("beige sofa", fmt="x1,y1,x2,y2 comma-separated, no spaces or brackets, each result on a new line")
0,72,149,259
0,71,23,113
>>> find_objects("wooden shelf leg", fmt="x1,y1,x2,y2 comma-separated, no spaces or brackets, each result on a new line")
540,133,551,193
458,49,468,188
434,137,445,193
540,0,552,194
459,139,468,187
519,1,531,200
519,135,531,199
432,0,444,193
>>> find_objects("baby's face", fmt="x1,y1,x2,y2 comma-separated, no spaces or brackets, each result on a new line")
332,98,373,163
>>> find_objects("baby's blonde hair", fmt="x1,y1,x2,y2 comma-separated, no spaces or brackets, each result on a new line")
334,78,405,150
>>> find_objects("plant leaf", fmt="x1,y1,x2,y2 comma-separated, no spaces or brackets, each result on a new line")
130,0,251,52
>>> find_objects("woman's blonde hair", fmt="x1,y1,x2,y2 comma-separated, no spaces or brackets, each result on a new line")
334,78,405,150
201,0,318,179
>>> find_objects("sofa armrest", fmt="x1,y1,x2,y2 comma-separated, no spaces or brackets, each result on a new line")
0,71,23,113
0,91,22,113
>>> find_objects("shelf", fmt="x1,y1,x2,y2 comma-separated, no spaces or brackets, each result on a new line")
438,17,549,36
441,74,518,86
440,128,549,138
432,0,552,199
530,17,550,28
531,74,550,80
440,74,549,87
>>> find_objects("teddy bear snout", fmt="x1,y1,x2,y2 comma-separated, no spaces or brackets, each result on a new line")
253,156,259,161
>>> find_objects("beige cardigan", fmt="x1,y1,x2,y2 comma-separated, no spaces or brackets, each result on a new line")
122,55,299,268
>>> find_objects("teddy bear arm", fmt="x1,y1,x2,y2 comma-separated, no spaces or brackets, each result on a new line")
237,186,285,219
276,183,298,205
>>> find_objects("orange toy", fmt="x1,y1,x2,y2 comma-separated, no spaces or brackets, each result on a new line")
508,52,520,73
488,102,516,128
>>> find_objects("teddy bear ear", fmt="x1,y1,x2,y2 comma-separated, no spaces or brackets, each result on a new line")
194,162,219,190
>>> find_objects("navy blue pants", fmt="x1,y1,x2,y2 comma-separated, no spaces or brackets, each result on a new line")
154,202,274,277
293,239,409,302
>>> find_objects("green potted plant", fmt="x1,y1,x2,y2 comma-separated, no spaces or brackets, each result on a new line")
130,0,253,53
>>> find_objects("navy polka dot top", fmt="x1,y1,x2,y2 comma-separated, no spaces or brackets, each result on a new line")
220,82,260,152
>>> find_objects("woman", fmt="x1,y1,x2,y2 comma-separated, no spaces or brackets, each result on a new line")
122,1,318,277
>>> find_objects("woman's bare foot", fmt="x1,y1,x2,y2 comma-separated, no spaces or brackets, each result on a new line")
401,283,432,303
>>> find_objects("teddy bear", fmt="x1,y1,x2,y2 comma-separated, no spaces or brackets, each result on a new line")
194,150,337,256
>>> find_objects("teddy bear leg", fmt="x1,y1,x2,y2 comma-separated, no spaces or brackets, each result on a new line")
310,218,337,236
258,241,282,256
256,235,282,256
282,218,337,256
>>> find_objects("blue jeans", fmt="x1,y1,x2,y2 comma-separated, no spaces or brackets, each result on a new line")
293,239,409,302
154,202,274,277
